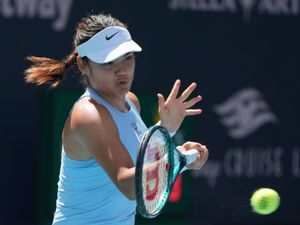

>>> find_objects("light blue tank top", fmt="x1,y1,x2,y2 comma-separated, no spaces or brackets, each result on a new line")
53,87,148,225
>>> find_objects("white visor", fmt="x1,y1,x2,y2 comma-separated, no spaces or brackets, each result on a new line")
76,26,142,64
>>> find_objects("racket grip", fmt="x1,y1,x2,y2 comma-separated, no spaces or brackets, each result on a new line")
182,149,199,165
180,149,199,173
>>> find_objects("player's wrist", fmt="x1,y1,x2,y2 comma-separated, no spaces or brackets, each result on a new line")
155,121,177,137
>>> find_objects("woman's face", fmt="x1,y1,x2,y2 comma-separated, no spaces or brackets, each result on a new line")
85,53,136,98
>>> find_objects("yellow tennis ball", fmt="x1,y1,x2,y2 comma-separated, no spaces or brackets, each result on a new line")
250,188,280,215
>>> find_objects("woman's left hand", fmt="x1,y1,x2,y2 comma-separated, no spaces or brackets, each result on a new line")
157,79,203,132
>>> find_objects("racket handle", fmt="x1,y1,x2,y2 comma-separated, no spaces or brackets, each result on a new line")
181,149,199,173
182,149,199,165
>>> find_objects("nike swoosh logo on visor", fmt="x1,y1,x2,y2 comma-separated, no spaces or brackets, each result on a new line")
106,31,119,40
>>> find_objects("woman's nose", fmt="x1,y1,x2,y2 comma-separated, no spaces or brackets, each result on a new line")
115,59,129,74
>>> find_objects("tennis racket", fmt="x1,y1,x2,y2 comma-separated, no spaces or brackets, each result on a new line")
135,125,199,218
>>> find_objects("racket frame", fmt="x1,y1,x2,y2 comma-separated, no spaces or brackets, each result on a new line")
136,125,195,218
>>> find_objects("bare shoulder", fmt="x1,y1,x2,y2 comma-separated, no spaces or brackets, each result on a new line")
71,97,103,126
127,91,141,112
62,97,117,159
68,97,117,133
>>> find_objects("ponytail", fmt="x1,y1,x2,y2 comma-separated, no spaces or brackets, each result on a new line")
24,51,77,88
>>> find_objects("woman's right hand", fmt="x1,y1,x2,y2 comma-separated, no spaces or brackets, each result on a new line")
178,141,209,170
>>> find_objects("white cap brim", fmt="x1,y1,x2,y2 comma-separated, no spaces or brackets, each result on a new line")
86,40,141,64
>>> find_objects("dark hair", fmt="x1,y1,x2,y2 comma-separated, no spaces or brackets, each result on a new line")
24,14,126,88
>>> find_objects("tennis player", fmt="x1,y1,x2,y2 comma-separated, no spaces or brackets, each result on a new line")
24,13,209,225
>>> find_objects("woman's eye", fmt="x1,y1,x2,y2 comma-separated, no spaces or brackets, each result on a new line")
125,54,134,61
102,61,113,66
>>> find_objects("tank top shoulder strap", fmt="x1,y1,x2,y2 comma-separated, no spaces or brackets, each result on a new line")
125,95,140,116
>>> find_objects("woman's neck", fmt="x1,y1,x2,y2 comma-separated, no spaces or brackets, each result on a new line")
88,87,129,112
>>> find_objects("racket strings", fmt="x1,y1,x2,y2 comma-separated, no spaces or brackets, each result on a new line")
142,129,169,214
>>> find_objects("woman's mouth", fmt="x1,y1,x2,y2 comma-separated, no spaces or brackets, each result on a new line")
117,79,130,88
